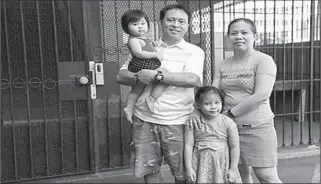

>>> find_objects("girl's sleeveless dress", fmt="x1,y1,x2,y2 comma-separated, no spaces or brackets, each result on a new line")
128,38,161,73
192,114,242,183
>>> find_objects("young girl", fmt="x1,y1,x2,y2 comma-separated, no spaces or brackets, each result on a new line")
121,9,167,123
184,86,242,183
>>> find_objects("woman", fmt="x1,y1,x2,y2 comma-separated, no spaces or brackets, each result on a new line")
187,18,282,183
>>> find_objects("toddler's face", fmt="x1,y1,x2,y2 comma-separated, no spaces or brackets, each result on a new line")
198,92,222,119
128,18,149,37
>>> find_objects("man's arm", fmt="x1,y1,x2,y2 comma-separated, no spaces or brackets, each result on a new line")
135,47,205,88
115,69,137,86
115,53,136,86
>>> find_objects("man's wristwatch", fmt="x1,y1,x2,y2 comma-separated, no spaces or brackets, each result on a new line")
154,71,164,83
227,109,235,118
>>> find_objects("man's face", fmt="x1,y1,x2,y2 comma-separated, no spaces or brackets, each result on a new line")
161,9,189,43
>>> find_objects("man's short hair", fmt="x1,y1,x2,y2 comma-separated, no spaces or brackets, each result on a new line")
159,4,191,23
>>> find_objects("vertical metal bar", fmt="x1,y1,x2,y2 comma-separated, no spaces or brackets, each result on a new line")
282,0,286,147
67,0,74,63
309,0,315,145
290,0,295,147
35,0,49,176
66,0,79,171
73,101,79,171
299,0,304,145
152,0,156,40
82,0,97,172
273,0,277,123
243,0,245,17
210,0,215,82
232,0,235,19
263,0,267,50
0,1,2,181
20,0,34,176
0,0,1,182
223,0,225,59
51,0,65,173
3,0,19,180
254,0,256,27
113,0,123,165
319,0,321,144
187,0,191,42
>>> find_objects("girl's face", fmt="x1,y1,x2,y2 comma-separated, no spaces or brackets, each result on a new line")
128,17,149,37
197,92,222,119
228,20,256,52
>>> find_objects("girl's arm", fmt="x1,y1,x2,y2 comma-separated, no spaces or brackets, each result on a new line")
184,127,195,173
229,55,277,117
128,38,159,59
227,120,240,170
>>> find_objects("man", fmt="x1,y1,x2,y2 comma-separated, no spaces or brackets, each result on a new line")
116,4,205,183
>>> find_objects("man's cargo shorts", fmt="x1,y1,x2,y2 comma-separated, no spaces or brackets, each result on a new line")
131,116,185,180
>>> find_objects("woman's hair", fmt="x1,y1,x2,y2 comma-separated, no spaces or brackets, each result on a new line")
195,86,224,112
160,4,191,23
227,18,257,35
121,9,150,35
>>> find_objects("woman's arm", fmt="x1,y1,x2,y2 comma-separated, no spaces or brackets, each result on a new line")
128,38,159,59
229,55,277,116
212,61,222,89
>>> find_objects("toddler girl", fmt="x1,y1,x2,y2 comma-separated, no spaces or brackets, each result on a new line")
121,9,167,122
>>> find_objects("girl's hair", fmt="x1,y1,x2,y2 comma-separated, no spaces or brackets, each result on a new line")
195,86,224,112
160,4,191,23
121,9,150,35
227,18,257,35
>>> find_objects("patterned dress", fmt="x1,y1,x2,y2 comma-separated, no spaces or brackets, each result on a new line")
192,114,242,183
128,38,161,73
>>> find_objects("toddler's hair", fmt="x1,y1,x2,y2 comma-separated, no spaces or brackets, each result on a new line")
195,86,224,112
121,9,150,35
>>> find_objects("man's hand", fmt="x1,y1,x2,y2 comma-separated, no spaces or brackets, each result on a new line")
185,113,205,130
135,69,157,85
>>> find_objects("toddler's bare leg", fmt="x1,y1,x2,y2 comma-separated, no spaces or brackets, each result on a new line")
145,67,168,112
124,83,144,123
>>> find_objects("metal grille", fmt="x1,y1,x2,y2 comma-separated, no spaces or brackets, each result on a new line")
1,0,91,182
1,0,320,183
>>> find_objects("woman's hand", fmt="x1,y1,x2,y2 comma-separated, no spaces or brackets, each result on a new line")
186,168,196,183
227,168,239,183
185,111,205,130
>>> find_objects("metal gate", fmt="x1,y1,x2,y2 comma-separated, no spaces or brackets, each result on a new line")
1,0,320,183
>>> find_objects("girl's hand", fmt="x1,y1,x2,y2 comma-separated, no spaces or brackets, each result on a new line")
227,168,239,183
185,113,205,131
186,168,196,182
135,69,157,85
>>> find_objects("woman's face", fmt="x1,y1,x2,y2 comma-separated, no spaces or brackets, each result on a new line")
228,21,256,52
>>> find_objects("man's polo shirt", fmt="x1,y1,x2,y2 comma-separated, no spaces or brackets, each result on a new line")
120,39,205,125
